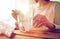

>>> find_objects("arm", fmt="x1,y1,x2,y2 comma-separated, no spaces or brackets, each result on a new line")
54,2,60,29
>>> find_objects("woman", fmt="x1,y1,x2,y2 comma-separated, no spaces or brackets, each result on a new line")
12,0,60,31
32,0,60,31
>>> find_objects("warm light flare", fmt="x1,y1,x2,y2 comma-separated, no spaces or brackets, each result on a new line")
0,0,30,25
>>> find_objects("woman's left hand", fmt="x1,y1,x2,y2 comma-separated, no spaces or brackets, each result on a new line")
33,14,55,29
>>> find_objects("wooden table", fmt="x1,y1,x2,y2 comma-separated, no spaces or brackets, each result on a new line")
0,27,60,39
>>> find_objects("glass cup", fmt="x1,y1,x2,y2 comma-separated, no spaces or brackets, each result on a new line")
17,14,33,32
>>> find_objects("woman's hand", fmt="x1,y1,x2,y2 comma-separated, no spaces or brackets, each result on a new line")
33,14,55,30
12,10,18,20
12,9,24,20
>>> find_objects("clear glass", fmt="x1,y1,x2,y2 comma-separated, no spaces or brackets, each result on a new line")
17,13,33,32
16,0,33,32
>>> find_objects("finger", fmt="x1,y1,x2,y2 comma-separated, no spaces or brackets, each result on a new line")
12,10,15,12
33,19,41,28
12,12,17,20
33,21,38,27
36,19,44,28
33,15,40,22
33,16,38,20
15,22,18,26
15,9,23,15
33,16,42,27
14,9,19,13
37,23,43,28
12,10,17,13
12,9,20,14
33,18,39,26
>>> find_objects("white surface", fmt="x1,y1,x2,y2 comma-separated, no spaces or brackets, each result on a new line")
51,0,60,2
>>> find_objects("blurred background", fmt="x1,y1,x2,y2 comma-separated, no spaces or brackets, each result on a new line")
0,0,60,19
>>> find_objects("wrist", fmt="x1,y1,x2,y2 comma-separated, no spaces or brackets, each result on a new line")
47,24,56,31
